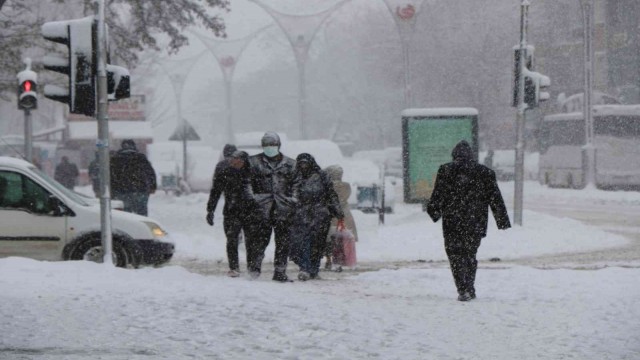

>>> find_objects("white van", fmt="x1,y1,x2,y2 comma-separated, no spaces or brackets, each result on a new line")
0,157,174,267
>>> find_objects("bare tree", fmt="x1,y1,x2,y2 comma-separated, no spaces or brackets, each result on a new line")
0,0,228,95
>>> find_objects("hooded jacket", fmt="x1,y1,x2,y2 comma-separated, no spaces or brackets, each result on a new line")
426,140,511,239
292,154,344,229
325,165,358,241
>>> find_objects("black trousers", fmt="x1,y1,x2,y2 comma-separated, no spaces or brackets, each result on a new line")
444,235,481,296
245,218,291,275
223,216,246,271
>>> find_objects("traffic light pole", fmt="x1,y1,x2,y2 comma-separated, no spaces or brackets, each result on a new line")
514,0,530,226
23,109,32,161
96,0,113,265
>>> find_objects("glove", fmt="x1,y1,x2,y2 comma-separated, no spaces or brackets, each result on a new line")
337,218,345,231
206,212,214,226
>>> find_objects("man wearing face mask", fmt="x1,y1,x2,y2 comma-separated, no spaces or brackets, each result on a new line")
244,132,298,282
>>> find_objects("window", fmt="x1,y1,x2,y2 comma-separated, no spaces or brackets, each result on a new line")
0,171,54,214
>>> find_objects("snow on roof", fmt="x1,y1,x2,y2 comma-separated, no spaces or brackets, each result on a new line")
68,121,152,140
401,108,479,117
544,104,640,121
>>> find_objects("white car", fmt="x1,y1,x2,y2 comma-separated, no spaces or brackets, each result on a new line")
0,157,174,267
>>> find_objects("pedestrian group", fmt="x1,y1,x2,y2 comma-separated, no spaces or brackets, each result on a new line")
205,134,510,301
79,133,510,301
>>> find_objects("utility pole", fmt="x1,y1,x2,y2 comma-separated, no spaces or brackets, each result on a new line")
97,0,113,265
513,0,530,226
579,0,595,187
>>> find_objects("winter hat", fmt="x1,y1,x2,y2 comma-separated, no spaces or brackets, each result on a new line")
223,144,238,158
325,165,343,181
451,140,473,161
121,139,136,151
261,132,281,147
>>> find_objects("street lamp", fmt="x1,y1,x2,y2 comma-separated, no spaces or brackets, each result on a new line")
190,25,271,144
248,0,351,139
157,51,207,183
382,0,428,109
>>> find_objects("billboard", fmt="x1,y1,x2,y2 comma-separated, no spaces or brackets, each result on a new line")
402,108,478,203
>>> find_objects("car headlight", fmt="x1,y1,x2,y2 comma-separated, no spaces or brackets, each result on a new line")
144,222,167,238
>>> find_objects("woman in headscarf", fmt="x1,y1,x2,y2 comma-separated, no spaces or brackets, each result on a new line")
323,165,358,270
290,153,344,281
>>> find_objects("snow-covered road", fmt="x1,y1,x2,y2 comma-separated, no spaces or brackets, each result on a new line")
1,181,639,360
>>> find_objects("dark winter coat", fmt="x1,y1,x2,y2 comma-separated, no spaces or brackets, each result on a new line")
206,158,252,217
245,152,298,222
427,141,511,239
54,161,79,189
110,149,157,195
292,155,344,231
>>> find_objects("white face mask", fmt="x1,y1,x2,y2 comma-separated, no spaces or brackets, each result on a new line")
263,146,280,158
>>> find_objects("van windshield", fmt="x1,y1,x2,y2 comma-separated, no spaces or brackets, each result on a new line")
30,166,90,206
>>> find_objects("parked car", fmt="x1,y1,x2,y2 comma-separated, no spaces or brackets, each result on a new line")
0,157,174,267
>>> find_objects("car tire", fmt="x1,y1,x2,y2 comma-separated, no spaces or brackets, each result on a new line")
69,235,129,268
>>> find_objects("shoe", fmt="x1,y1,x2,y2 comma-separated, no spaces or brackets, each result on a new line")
324,261,332,270
249,271,260,279
334,266,343,273
298,271,310,281
310,273,321,280
272,272,291,282
457,292,473,302
227,270,240,278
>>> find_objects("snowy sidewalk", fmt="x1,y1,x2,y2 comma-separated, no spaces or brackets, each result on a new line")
1,258,638,360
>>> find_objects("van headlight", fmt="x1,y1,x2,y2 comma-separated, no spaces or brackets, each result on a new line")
144,222,167,238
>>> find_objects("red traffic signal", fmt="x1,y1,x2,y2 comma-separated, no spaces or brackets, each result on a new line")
17,64,38,110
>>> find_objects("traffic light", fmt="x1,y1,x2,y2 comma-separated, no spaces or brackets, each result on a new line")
512,45,550,108
41,16,97,116
107,64,130,101
17,61,38,110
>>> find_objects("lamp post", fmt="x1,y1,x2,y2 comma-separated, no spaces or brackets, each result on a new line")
578,0,595,187
190,26,271,144
157,51,207,183
248,0,350,139
382,0,427,109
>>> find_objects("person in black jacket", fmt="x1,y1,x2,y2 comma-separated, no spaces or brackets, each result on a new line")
244,132,298,282
290,154,344,281
54,156,79,190
206,148,252,277
427,140,511,301
110,139,157,216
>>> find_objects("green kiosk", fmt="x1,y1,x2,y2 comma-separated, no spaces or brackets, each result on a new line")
401,107,479,205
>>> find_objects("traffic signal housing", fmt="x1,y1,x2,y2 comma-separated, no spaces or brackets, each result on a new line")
107,64,130,101
41,16,97,116
512,45,550,109
17,64,38,110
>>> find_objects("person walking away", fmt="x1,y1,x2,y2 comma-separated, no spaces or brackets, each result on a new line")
243,132,297,282
206,148,252,278
88,151,100,197
290,154,344,281
426,140,511,301
54,156,79,190
110,139,157,216
324,165,358,271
